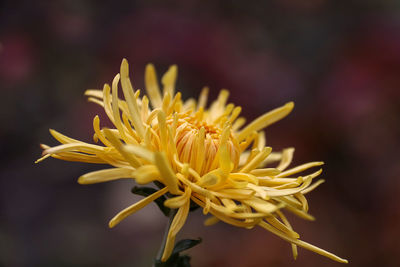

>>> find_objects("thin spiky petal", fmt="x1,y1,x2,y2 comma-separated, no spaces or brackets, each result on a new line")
109,187,169,228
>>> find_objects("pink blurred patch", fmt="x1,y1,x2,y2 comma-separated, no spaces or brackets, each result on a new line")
45,4,92,43
321,20,400,126
0,35,35,85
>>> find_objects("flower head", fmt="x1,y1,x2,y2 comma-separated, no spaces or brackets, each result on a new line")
37,59,347,263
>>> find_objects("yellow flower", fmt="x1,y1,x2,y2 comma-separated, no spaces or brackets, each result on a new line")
37,59,347,263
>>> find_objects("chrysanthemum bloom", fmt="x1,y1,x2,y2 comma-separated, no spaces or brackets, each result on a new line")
37,59,347,263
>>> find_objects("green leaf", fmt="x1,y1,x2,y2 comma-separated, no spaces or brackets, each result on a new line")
131,186,171,216
154,180,166,189
154,238,202,267
189,200,200,212
172,238,202,255
153,252,191,267
131,185,158,195
176,255,191,267
154,253,180,267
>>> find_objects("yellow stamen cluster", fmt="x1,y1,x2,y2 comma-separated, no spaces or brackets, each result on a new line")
37,59,347,263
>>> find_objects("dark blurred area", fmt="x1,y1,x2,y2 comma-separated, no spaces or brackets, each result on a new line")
1,0,400,266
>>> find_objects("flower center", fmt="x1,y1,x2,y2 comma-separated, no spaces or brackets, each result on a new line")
171,116,240,176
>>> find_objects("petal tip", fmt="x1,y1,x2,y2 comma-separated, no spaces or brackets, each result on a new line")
77,176,86,185
286,101,295,108
145,63,155,70
108,220,116,228
121,59,129,77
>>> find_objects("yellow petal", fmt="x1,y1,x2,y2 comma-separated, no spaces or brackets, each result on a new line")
35,153,51,163
211,189,254,200
111,74,130,144
260,151,283,167
240,147,272,173
230,173,259,185
102,83,115,124
120,59,145,138
164,187,191,209
124,145,154,163
41,151,107,164
250,168,281,176
78,167,133,184
49,129,83,144
232,117,246,131
217,125,232,177
258,177,299,186
204,216,219,226
280,200,315,221
302,179,325,194
103,128,141,168
161,64,177,97
262,176,314,197
161,195,190,262
264,216,300,239
246,183,268,200
208,90,229,122
197,173,219,188
227,106,242,124
92,116,113,146
243,197,283,214
167,92,181,115
277,161,324,178
154,152,181,195
276,210,298,260
84,89,103,99
132,165,160,184
44,143,105,155
157,110,168,151
145,63,162,108
194,127,205,174
276,148,295,171
169,195,190,236
162,92,171,114
259,221,348,263
141,95,149,121
236,102,294,142
177,173,213,199
109,187,168,228
87,97,104,107
161,234,176,263
190,195,260,227
197,86,209,110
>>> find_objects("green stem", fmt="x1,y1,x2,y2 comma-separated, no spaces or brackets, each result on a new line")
154,208,177,265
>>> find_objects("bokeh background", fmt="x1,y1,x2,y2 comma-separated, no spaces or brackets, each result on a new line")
1,0,400,266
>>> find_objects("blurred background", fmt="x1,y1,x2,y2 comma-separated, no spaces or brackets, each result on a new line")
1,0,400,266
